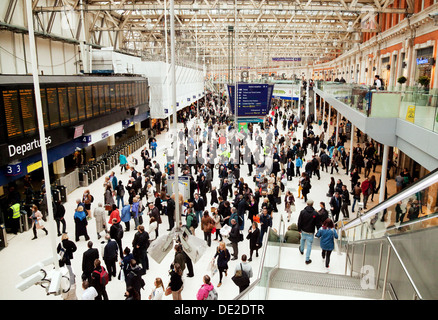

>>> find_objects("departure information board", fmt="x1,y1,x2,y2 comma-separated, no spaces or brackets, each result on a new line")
92,85,99,116
227,83,274,117
98,85,105,115
84,85,92,118
19,89,36,135
58,87,69,125
47,87,60,128
3,89,23,138
40,88,49,129
104,84,110,113
115,84,121,110
68,86,78,122
76,86,86,120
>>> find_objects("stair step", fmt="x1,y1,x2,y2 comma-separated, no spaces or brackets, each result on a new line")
269,268,383,300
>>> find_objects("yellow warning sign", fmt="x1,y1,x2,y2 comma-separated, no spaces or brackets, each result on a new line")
406,105,416,123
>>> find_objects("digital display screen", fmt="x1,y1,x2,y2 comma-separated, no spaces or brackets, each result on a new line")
115,84,121,110
3,89,23,138
40,88,49,129
58,87,69,125
104,84,110,113
68,86,78,122
98,85,105,115
47,87,60,128
92,85,99,116
84,85,92,118
19,89,36,135
76,86,86,120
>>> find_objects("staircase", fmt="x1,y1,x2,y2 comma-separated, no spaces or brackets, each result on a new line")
268,268,384,300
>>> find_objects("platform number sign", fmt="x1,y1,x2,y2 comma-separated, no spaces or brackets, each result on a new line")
5,163,22,176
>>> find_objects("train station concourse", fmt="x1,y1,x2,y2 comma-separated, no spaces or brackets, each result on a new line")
0,0,437,309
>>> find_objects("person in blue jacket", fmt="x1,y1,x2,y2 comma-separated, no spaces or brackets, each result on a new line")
121,204,132,232
315,218,338,269
295,155,303,177
119,154,128,173
150,139,158,158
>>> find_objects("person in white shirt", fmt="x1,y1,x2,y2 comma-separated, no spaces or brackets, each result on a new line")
81,280,98,300
233,254,253,293
148,277,164,300
374,75,382,90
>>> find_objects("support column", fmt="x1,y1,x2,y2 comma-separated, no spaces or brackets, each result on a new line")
379,144,389,204
313,90,317,122
322,100,325,130
107,135,115,150
349,123,354,171
53,158,65,178
305,81,310,122
335,111,340,143
135,122,142,133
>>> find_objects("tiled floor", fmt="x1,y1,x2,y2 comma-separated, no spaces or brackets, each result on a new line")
1,102,391,300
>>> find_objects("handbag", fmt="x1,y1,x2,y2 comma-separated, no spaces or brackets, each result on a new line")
165,286,172,296
105,204,112,211
232,263,250,287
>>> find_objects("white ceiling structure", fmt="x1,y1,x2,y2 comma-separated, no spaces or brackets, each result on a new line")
25,0,415,72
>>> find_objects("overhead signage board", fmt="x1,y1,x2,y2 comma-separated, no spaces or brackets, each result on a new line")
272,57,302,62
227,83,274,117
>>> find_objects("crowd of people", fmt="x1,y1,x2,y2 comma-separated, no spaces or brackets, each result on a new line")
9,83,421,301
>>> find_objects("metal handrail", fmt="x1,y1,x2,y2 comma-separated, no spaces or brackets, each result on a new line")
233,225,271,300
386,236,423,300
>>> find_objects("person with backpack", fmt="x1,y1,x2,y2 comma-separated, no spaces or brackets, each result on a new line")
196,275,217,300
125,259,145,299
232,254,253,293
110,218,124,259
186,208,198,235
91,259,109,300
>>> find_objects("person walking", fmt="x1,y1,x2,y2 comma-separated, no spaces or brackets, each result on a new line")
119,154,128,174
125,259,145,299
90,259,109,300
148,278,165,300
196,275,216,300
102,234,118,282
74,205,90,242
297,199,319,264
54,200,66,237
329,192,342,223
93,203,107,240
246,222,261,261
30,204,48,240
233,254,253,293
315,218,338,269
214,241,231,287
132,225,150,274
168,263,184,300
110,218,124,259
229,219,240,260
201,210,215,247
82,240,99,282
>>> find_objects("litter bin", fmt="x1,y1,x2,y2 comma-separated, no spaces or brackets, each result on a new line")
20,211,29,232
79,168,89,187
0,224,7,248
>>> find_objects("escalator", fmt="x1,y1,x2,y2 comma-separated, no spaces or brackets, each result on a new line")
236,168,438,300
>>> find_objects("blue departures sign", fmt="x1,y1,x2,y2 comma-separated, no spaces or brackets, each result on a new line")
227,83,274,117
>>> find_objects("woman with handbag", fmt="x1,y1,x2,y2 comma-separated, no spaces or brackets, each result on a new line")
30,204,48,240
246,222,261,261
213,241,230,287
284,191,295,222
201,210,215,247
315,218,338,269
167,263,183,300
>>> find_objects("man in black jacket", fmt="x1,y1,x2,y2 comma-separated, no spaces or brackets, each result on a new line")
229,219,240,260
132,225,150,274
297,200,319,264
193,193,205,223
166,194,175,231
329,192,342,223
103,234,118,281
82,240,99,282
110,218,124,259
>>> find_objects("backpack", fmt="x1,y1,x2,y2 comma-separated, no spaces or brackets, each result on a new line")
190,214,198,229
206,288,218,300
90,195,94,203
94,267,109,286
58,243,67,264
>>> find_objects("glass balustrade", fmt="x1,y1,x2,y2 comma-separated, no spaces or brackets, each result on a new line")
315,81,438,134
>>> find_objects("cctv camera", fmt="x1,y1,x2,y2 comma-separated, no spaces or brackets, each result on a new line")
16,271,45,292
18,262,45,279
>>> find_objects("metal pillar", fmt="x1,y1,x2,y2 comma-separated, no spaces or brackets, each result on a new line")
379,144,389,204
25,0,58,269
349,123,355,171
335,111,340,143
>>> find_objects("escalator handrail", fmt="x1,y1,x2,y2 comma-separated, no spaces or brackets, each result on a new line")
341,168,438,232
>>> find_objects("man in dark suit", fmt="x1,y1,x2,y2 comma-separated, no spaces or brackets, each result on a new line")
329,192,342,223
82,240,99,282
286,158,294,180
